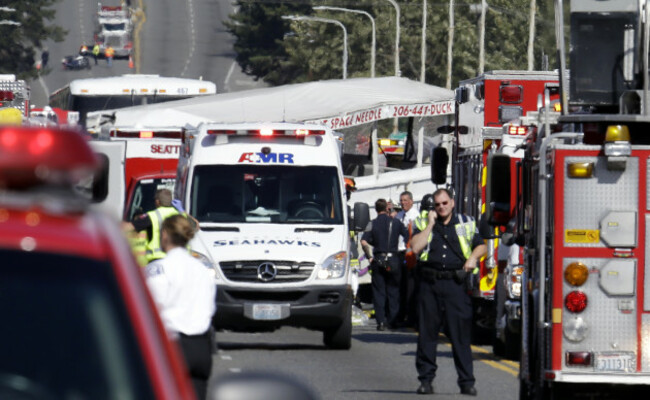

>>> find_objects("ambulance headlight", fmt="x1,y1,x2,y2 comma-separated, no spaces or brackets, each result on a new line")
563,316,589,342
317,251,347,280
190,249,217,278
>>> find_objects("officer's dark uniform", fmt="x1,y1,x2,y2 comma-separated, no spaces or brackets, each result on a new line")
361,213,408,328
413,213,484,390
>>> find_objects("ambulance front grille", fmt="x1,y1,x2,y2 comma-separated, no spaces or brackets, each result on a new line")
219,260,315,283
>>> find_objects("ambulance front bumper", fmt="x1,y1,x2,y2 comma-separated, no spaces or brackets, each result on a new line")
213,284,353,331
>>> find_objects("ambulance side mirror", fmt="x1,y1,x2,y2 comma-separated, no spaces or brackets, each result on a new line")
485,154,512,226
430,146,449,185
352,202,370,232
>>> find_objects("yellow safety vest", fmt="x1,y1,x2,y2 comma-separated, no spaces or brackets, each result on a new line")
418,214,477,269
144,206,179,263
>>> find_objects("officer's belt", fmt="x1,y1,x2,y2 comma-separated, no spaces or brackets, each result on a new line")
420,262,463,271
419,268,458,280
374,252,394,258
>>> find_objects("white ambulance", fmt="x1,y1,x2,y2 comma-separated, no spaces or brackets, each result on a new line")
177,123,367,349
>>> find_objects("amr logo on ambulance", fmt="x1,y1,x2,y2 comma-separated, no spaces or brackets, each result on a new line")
238,152,295,164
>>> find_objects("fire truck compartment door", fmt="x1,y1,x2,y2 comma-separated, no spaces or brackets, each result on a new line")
599,211,637,247
89,140,126,221
599,259,636,296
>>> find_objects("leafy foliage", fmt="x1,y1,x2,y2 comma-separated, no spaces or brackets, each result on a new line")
0,0,66,80
227,0,559,88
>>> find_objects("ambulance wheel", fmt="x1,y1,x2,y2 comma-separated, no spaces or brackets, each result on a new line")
323,306,352,350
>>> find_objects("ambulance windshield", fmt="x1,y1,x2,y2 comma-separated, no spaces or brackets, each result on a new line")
190,165,343,224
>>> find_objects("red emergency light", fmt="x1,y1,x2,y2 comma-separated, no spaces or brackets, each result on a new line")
500,84,523,104
206,129,326,137
565,291,588,313
0,90,15,102
112,130,182,139
565,352,592,367
0,126,98,189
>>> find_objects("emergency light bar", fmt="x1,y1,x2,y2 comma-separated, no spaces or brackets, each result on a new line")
112,130,182,139
0,126,98,189
206,129,325,137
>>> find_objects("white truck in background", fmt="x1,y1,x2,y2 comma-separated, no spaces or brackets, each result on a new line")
177,122,369,349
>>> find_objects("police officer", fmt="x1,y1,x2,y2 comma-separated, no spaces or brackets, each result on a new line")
127,189,181,264
360,198,409,331
410,188,487,396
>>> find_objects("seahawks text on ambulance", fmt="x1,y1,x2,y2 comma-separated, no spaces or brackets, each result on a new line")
214,239,321,247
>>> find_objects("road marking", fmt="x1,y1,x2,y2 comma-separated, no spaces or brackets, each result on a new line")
180,0,196,77
134,0,146,74
38,74,49,99
220,355,232,361
433,333,519,377
228,368,242,373
223,61,237,92
470,343,519,376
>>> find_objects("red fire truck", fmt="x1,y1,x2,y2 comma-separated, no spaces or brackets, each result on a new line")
88,128,181,223
483,0,650,397
451,70,559,358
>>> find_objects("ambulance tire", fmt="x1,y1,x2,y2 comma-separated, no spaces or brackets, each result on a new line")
323,306,352,350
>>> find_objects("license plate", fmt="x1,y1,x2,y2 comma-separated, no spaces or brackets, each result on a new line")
594,352,635,372
252,304,282,320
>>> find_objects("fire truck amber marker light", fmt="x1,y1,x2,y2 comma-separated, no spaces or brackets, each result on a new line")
565,262,589,286
567,162,594,178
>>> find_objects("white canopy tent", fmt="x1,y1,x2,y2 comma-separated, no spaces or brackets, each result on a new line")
90,77,455,207
93,76,454,130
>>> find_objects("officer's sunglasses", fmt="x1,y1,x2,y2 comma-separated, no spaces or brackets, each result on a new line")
434,201,449,207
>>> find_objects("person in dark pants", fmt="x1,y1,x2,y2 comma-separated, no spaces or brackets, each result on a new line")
145,215,216,399
410,188,487,396
395,191,420,328
361,198,409,331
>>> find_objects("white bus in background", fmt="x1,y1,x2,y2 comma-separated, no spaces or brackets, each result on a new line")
48,74,217,129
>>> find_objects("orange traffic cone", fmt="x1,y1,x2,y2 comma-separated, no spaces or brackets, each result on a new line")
128,55,134,69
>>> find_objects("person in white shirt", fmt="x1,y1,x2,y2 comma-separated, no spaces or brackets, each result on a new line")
395,191,420,328
145,214,216,400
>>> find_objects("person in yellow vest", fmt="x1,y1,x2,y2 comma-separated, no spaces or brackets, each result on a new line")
126,189,181,264
409,188,487,396
104,45,115,67
92,43,100,65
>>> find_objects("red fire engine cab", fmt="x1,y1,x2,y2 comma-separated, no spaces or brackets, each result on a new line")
0,125,196,399
451,71,559,358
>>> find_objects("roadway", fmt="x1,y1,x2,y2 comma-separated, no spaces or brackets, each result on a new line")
210,325,520,400
29,0,263,108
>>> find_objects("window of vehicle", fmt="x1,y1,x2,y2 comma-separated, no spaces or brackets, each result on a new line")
190,165,343,224
125,178,176,221
0,250,156,400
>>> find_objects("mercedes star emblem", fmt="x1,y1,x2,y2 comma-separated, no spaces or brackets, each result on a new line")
257,262,277,282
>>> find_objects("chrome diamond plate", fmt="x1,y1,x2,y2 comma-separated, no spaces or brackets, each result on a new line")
562,257,637,370
563,156,638,248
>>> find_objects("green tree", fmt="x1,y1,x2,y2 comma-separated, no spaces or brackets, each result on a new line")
0,0,66,80
227,0,558,88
